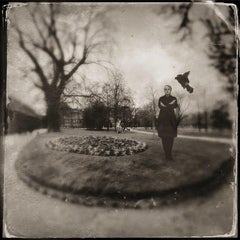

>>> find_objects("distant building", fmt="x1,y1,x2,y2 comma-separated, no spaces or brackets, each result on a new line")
59,102,84,128
6,96,85,133
6,97,45,134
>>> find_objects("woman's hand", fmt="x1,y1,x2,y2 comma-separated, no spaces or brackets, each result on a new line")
160,101,166,107
169,99,176,105
174,106,180,117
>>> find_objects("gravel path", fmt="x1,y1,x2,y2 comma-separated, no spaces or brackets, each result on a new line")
3,130,237,238
131,129,233,144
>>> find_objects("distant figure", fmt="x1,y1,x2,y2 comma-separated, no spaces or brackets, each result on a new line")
116,119,123,133
156,85,179,161
7,97,14,120
121,120,126,132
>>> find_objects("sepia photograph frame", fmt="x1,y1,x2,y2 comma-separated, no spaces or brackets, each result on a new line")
1,0,238,238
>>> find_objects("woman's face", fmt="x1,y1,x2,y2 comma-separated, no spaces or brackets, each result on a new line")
164,86,172,96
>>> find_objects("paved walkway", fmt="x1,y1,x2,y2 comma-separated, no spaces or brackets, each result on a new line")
3,130,236,237
130,129,234,144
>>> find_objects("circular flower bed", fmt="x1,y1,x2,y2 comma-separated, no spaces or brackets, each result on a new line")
15,130,232,209
46,136,148,156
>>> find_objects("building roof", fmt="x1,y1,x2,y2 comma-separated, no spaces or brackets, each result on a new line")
7,98,43,119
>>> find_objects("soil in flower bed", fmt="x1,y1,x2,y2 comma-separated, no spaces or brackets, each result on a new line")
15,129,232,205
46,136,148,156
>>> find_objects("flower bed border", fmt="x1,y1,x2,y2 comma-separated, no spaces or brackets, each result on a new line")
16,156,234,209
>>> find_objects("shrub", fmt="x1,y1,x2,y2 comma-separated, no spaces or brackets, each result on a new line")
210,103,232,130
83,101,108,130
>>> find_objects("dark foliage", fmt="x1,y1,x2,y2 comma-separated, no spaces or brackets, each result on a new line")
7,112,45,134
158,3,237,96
83,101,108,130
6,98,47,134
201,6,237,95
210,103,232,130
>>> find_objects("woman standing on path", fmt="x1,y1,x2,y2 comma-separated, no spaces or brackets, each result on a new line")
157,85,179,160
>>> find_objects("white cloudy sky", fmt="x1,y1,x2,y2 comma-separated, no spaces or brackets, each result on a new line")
7,3,236,118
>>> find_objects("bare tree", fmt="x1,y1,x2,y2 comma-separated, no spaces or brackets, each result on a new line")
109,71,134,130
201,6,237,95
101,82,114,130
175,93,189,127
12,3,111,132
85,70,134,130
84,81,113,130
194,86,210,132
61,87,91,110
135,104,152,129
146,85,159,129
61,75,93,110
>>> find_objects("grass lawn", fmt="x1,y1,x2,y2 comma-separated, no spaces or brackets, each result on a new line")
15,128,233,208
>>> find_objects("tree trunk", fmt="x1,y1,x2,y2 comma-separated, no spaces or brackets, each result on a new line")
113,111,117,131
113,104,119,131
107,111,110,131
152,116,155,129
204,111,208,133
46,92,61,132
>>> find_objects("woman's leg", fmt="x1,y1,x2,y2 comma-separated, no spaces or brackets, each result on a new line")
161,137,168,159
161,137,174,160
166,137,174,159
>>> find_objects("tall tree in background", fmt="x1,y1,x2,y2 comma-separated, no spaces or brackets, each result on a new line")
194,85,209,132
86,70,134,130
201,6,236,95
101,82,115,130
85,81,114,130
174,93,189,126
110,71,134,130
12,3,111,132
135,105,153,129
83,100,108,130
210,102,232,130
156,3,237,96
146,85,158,129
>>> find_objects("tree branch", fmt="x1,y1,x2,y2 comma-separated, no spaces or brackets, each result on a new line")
33,81,44,90
49,4,65,61
88,27,105,44
63,26,90,81
27,5,47,45
15,26,49,88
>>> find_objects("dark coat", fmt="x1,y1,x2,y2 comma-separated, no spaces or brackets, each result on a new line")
156,95,178,138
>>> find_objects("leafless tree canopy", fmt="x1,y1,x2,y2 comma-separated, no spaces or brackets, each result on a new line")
145,85,159,128
84,70,134,129
12,3,111,131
